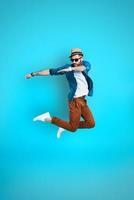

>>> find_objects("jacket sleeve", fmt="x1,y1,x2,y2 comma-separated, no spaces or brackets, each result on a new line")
82,60,91,73
49,64,70,75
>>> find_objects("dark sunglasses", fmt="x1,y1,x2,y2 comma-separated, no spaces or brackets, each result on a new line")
71,57,82,62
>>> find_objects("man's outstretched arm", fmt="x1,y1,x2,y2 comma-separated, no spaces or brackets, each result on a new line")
25,69,50,79
25,63,70,79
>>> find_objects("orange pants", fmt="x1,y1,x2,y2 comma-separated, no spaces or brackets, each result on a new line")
51,96,95,132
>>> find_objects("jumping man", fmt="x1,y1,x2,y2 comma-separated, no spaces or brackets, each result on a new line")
25,48,95,138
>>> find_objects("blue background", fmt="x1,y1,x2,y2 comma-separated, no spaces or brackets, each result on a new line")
0,0,134,200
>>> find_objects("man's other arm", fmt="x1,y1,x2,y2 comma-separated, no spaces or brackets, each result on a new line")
58,61,91,73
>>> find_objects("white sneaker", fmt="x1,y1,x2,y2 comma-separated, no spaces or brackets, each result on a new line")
33,112,51,122
57,127,65,139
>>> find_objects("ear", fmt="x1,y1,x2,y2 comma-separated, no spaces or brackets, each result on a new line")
81,57,83,62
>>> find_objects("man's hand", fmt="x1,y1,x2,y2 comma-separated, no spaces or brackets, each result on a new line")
25,73,33,79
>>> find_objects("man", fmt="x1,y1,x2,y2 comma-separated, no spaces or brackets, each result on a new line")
25,48,95,138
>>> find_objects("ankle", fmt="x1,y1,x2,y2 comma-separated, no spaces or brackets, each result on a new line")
45,117,52,122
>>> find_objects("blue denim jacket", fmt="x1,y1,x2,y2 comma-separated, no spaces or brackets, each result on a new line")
49,60,93,101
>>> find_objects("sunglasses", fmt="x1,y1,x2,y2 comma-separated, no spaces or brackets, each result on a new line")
71,57,82,62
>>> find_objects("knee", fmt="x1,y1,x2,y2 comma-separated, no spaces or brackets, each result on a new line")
70,126,78,132
90,121,95,128
91,122,95,128
87,121,95,128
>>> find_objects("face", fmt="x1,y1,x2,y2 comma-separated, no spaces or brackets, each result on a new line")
71,54,83,66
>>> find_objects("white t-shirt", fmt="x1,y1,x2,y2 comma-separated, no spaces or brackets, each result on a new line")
73,71,89,98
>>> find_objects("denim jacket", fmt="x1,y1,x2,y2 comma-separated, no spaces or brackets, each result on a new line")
49,60,93,101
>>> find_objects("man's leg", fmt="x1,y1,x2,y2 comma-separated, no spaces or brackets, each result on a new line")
78,99,95,128
51,100,81,132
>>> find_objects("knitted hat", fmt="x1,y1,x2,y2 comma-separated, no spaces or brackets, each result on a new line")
69,48,83,58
